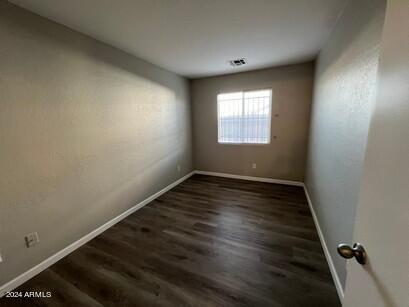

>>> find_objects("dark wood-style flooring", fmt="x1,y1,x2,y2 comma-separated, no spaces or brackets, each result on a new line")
1,175,340,307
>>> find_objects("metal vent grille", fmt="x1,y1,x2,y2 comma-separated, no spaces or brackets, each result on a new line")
229,58,247,67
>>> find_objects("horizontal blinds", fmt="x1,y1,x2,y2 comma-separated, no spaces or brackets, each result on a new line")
217,92,243,143
218,89,271,144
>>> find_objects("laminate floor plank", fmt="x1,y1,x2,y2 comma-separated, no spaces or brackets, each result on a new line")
1,174,341,306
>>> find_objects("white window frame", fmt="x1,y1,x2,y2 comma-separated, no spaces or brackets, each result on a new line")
217,88,273,145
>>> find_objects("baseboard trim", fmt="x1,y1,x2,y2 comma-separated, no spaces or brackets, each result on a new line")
303,184,344,303
195,170,343,302
0,170,343,303
0,171,195,297
194,170,304,187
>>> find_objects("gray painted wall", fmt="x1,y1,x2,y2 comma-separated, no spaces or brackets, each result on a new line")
305,0,386,288
0,2,193,286
343,2,409,305
191,62,314,181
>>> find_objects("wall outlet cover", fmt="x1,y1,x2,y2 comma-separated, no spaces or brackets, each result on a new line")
25,232,39,248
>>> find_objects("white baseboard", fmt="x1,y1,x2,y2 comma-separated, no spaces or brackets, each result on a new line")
0,171,195,297
196,171,343,303
0,170,343,304
194,170,304,187
303,184,344,303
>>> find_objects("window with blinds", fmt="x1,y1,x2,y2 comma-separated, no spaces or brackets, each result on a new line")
217,89,272,144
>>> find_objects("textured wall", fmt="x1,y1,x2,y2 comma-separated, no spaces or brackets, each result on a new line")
344,1,409,305
305,0,386,288
0,2,193,286
191,62,314,181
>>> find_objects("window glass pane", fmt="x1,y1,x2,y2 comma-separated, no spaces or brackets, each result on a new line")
242,89,271,144
217,89,271,144
217,92,242,143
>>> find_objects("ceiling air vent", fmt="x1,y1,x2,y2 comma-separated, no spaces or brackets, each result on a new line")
229,58,247,67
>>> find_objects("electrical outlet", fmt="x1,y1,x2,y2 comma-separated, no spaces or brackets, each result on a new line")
25,232,39,248
252,163,257,169
177,164,181,172
0,252,3,263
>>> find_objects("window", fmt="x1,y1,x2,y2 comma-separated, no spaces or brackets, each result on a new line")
217,89,272,144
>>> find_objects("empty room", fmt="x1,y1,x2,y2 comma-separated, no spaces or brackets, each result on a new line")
0,0,408,306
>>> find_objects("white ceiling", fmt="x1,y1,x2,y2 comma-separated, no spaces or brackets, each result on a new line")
10,0,346,78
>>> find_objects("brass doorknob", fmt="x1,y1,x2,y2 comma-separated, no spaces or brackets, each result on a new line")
337,243,367,265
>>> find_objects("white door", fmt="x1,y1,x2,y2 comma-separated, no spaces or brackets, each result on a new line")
342,1,409,306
